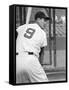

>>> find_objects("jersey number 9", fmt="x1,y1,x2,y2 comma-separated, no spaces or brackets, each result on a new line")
24,28,35,39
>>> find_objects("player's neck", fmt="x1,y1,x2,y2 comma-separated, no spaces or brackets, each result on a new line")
36,21,44,30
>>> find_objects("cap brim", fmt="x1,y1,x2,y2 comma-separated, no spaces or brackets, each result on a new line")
45,17,50,20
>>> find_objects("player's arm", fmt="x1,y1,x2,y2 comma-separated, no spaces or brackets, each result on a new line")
39,47,45,64
39,32,47,64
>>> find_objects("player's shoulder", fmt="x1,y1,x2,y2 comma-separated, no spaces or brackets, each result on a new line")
26,23,39,30
17,24,27,29
19,23,36,28
16,24,27,32
27,23,37,27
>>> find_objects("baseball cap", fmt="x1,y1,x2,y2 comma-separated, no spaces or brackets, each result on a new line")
35,11,50,21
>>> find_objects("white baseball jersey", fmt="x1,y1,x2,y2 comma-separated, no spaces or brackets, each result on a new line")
16,23,48,83
16,23,47,58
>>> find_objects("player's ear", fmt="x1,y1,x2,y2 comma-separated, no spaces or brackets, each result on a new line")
37,18,40,21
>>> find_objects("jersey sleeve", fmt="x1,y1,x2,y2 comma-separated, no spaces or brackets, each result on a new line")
16,26,21,34
16,25,26,33
41,32,47,47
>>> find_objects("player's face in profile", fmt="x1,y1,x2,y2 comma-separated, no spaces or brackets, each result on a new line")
40,18,47,29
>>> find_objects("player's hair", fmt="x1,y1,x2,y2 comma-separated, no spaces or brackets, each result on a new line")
35,11,50,21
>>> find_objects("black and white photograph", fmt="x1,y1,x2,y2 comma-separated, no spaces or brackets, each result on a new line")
9,4,67,85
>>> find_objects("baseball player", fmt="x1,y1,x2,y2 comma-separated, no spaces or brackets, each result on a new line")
16,11,50,83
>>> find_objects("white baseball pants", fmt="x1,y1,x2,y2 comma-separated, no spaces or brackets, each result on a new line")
16,52,48,83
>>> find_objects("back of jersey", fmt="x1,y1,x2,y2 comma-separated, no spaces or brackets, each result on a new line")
16,23,47,57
